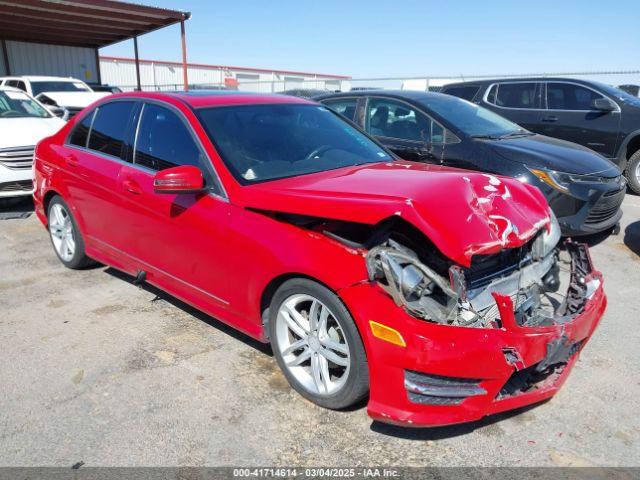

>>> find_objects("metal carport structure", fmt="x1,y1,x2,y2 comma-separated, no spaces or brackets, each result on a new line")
0,0,191,90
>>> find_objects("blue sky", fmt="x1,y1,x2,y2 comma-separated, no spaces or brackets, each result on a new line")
102,0,640,78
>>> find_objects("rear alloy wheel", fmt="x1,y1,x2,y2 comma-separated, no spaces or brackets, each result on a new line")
626,149,640,195
269,279,369,409
47,195,94,269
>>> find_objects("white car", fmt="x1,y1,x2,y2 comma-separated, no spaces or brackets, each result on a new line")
0,76,110,118
0,87,66,198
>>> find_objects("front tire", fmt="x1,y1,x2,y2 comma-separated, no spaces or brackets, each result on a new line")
269,278,369,410
47,195,94,269
626,150,640,195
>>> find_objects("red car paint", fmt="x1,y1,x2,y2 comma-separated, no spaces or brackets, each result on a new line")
33,92,605,427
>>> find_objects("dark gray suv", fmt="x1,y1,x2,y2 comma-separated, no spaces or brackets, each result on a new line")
440,78,640,194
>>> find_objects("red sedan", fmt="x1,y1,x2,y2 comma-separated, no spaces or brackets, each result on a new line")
32,91,606,427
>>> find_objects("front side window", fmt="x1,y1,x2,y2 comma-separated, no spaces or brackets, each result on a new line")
30,81,90,97
365,98,431,142
546,82,605,110
490,82,539,109
88,101,135,158
0,90,51,118
322,98,358,122
134,104,201,171
197,104,392,184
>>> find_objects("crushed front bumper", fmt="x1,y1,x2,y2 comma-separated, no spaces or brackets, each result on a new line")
339,244,606,427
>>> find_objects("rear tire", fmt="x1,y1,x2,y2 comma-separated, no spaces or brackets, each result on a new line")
47,195,95,269
625,149,640,195
269,278,369,410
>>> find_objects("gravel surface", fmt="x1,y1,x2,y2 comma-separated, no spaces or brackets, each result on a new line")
0,195,639,467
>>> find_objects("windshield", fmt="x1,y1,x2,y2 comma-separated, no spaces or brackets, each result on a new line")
0,90,51,118
31,81,90,97
197,104,392,184
425,96,527,138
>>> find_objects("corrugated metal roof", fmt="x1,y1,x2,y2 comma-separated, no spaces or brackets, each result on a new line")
0,0,190,48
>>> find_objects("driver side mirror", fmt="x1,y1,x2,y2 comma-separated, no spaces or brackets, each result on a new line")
591,98,616,111
153,165,206,194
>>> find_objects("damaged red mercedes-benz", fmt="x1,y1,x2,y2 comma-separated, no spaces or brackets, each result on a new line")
33,92,606,427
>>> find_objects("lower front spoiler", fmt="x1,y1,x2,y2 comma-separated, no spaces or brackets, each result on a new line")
339,253,606,427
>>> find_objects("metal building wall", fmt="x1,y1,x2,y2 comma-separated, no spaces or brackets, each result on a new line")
99,57,349,92
6,41,98,82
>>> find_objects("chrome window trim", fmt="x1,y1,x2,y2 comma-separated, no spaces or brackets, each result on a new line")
482,80,621,113
364,95,457,145
63,96,229,203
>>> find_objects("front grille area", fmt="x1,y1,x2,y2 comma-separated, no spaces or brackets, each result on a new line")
0,180,33,193
404,370,486,405
586,189,625,225
465,244,530,290
0,146,35,170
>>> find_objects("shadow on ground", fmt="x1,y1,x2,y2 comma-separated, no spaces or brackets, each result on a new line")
0,197,34,220
624,221,640,257
370,401,548,440
104,267,272,356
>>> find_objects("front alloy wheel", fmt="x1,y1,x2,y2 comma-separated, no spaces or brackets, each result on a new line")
276,294,350,395
269,278,369,409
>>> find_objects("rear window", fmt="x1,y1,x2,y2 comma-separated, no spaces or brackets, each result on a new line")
87,101,135,158
68,110,95,147
442,85,481,101
488,82,538,109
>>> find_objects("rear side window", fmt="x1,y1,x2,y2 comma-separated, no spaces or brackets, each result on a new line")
546,82,605,110
322,98,358,121
443,85,481,101
68,110,95,147
490,82,538,109
134,104,201,171
88,101,135,158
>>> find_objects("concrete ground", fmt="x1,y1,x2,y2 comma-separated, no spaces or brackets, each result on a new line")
0,194,639,468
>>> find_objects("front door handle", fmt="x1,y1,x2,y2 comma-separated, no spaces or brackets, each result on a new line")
122,179,142,195
541,116,558,122
64,154,79,167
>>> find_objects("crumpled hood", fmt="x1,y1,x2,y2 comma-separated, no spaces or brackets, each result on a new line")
235,161,551,266
35,91,110,109
489,134,620,177
0,116,66,147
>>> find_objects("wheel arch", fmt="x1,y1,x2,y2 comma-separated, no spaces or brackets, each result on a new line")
260,273,341,334
617,130,640,170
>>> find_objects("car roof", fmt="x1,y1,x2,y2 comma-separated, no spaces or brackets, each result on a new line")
106,90,317,108
0,76,84,82
442,77,601,88
314,89,454,103
0,86,22,92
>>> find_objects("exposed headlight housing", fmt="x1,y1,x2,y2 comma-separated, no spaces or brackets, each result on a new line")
532,209,561,261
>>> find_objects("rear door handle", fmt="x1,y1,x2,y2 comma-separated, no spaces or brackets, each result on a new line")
122,179,142,195
541,116,558,122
